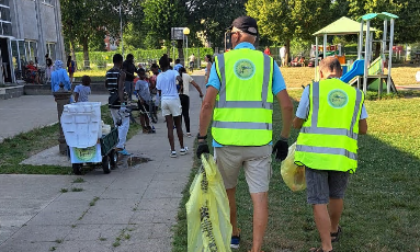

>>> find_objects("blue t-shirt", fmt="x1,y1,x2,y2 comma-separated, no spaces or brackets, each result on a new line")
74,84,91,102
173,64,183,72
296,85,368,120
206,42,287,147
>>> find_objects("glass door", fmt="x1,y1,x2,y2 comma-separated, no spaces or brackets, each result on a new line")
10,39,22,80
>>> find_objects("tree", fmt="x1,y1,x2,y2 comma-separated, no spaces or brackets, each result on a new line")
61,0,142,68
142,0,188,58
246,0,332,65
348,0,420,44
187,0,248,48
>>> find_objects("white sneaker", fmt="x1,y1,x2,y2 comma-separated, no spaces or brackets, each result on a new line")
170,151,177,158
180,147,188,156
186,133,193,138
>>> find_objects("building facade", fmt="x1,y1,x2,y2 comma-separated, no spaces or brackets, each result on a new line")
1,0,65,83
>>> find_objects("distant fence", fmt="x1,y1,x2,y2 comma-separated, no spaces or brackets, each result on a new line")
75,47,214,70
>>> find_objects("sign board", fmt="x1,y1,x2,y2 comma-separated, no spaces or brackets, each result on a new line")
171,27,186,40
70,144,102,164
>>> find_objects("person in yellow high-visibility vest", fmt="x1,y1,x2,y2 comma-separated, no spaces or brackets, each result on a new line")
196,16,294,252
293,57,368,252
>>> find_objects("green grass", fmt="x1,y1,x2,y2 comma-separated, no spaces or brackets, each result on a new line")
71,187,84,192
72,177,85,183
0,105,140,174
74,69,107,82
60,188,68,193
172,96,420,252
90,196,100,206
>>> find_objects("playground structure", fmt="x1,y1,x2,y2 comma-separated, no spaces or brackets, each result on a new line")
312,13,399,95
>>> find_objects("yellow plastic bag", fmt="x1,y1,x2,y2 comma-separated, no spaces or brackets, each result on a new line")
281,143,306,192
186,154,232,252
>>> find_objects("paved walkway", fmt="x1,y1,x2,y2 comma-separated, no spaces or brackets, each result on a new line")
0,76,205,251
0,95,108,143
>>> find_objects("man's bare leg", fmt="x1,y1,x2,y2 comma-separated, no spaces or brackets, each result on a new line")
313,204,333,251
249,192,268,252
329,198,344,233
226,188,239,236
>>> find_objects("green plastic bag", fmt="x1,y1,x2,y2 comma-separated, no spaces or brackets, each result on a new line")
186,154,232,252
281,143,306,192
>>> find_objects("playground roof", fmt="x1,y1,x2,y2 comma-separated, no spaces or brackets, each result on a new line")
313,16,377,36
357,12,399,22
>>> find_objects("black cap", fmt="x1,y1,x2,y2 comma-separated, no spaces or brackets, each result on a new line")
230,16,258,36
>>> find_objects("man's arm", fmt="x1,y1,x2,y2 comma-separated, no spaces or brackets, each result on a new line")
199,86,218,140
118,71,126,102
74,92,79,102
276,90,294,138
359,119,368,135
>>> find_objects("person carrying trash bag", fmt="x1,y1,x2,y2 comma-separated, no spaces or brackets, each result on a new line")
196,16,294,252
186,153,232,252
293,57,368,252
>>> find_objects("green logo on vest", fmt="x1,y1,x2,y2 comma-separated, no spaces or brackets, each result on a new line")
74,146,97,161
328,89,348,108
234,59,255,80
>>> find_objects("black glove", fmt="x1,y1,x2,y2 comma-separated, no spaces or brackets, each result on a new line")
272,139,289,161
196,141,210,159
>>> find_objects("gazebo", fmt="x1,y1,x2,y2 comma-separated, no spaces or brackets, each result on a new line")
312,16,377,81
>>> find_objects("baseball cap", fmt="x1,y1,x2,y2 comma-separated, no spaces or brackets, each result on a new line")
229,16,258,36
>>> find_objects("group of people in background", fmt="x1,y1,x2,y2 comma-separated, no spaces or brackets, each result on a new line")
264,44,287,67
104,53,208,158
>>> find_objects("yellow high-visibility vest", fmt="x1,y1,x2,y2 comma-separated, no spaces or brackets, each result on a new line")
212,49,274,146
295,79,364,173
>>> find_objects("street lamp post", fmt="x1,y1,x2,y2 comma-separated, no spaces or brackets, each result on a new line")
183,28,190,66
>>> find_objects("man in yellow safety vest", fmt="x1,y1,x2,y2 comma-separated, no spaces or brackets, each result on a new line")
294,57,368,252
196,16,294,252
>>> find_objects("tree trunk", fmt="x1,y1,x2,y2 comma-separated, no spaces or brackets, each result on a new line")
177,40,184,66
285,39,291,67
81,37,90,69
69,39,76,68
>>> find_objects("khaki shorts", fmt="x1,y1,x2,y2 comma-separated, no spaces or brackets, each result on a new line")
161,99,181,117
215,145,272,193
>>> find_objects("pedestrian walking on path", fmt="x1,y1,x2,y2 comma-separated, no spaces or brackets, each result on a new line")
293,57,368,252
178,67,204,137
51,60,71,92
123,54,137,101
157,55,188,158
196,16,294,252
105,54,131,156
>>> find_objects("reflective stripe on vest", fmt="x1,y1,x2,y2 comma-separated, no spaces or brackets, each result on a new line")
215,53,273,109
296,145,357,161
213,121,273,130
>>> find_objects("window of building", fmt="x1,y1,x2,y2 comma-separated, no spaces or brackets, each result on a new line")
0,0,9,7
0,3,11,36
25,41,38,63
46,43,56,61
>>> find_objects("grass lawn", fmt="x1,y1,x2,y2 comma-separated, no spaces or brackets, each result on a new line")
0,106,140,174
172,95,420,252
281,66,420,89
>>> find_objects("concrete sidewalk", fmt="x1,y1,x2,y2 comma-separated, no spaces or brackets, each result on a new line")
0,95,108,143
0,76,205,251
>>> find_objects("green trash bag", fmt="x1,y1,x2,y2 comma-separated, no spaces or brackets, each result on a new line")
281,143,306,192
186,154,232,252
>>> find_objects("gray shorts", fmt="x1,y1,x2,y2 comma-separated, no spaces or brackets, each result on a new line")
305,168,350,205
215,145,272,194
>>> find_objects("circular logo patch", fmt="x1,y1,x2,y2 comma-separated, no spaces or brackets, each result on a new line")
328,89,348,108
234,59,255,80
74,146,97,161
